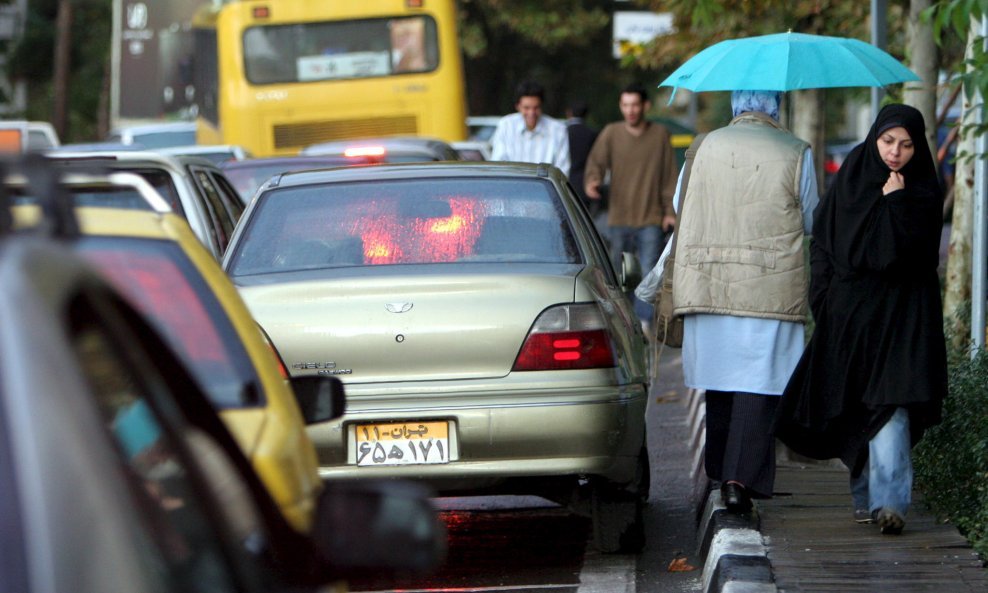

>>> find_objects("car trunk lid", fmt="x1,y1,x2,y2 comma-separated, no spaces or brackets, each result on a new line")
239,267,578,383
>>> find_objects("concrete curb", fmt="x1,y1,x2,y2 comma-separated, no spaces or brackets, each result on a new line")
686,389,777,593
697,494,775,593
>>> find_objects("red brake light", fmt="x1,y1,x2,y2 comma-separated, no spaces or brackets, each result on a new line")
512,305,617,371
344,146,386,158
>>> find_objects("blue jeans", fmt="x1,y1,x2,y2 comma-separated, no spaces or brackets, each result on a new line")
609,225,665,321
850,407,913,516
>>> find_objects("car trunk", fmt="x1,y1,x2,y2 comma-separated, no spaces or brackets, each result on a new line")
239,269,577,384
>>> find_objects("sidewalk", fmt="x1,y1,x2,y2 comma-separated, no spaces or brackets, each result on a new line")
685,388,988,593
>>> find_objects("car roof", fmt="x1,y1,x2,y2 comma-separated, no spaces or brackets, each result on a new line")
221,154,360,169
160,144,251,158
108,121,196,134
265,160,560,190
4,170,172,213
47,149,221,171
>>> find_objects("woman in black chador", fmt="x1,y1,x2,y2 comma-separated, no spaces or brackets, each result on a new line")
774,104,947,536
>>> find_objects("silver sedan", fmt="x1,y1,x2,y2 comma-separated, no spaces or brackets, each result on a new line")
223,161,651,553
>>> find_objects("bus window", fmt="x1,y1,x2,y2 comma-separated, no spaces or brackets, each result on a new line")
243,16,438,85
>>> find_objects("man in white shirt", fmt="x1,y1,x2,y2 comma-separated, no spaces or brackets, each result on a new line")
490,80,570,177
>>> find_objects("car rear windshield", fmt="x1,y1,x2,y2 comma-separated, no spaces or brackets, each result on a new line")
226,177,582,276
76,237,259,409
11,184,154,211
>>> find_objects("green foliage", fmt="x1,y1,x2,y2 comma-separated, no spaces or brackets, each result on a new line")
5,0,111,141
633,0,888,72
914,319,988,559
925,0,988,142
458,0,634,124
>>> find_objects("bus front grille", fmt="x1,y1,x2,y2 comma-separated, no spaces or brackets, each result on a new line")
273,116,419,150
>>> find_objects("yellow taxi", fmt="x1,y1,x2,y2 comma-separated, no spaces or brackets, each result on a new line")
14,200,333,533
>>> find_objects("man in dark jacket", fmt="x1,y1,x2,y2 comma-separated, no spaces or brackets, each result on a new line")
565,99,598,207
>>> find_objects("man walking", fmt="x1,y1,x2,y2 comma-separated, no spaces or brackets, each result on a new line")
584,83,678,323
672,90,819,514
490,80,570,177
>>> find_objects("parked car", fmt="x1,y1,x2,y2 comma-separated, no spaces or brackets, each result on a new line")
0,159,445,593
0,120,60,152
12,188,343,532
221,155,378,205
46,151,244,259
106,121,197,149
466,115,502,142
451,140,491,161
160,144,254,166
301,136,460,163
222,161,650,553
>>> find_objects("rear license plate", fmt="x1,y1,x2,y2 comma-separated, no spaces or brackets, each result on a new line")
354,421,450,466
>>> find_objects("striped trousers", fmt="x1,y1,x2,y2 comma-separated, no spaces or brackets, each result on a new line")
704,390,779,499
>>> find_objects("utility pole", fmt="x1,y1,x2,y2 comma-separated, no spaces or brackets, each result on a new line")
52,0,72,139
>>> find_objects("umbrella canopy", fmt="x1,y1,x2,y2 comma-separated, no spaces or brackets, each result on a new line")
659,32,920,93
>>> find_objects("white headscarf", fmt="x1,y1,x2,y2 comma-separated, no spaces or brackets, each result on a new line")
731,90,782,121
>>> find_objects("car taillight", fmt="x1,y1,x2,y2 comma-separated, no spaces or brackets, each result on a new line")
824,159,840,174
512,304,617,371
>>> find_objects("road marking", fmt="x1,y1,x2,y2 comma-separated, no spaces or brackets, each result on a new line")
577,545,635,593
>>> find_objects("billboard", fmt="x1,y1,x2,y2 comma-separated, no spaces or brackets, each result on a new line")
112,0,209,124
612,11,674,59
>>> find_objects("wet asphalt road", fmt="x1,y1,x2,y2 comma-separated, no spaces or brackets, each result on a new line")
348,346,703,593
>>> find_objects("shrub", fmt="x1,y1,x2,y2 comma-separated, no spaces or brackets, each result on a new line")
914,345,988,560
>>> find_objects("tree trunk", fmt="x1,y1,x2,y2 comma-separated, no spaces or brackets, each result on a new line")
791,89,825,191
52,0,73,139
942,18,980,348
904,0,939,157
98,53,112,139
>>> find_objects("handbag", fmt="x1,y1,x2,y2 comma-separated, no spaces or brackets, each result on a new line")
653,133,706,348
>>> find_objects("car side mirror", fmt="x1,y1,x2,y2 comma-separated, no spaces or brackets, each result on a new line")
291,376,346,424
620,251,642,291
310,479,446,579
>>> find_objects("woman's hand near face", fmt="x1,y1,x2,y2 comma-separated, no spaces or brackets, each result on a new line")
883,171,905,195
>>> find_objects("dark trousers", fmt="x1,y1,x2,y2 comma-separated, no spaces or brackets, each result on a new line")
705,390,779,499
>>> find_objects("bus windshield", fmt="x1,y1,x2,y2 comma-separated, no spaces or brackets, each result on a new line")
244,16,439,84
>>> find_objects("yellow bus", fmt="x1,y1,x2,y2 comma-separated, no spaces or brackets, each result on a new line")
193,0,467,157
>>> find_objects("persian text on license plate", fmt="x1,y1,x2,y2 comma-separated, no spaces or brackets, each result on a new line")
354,421,450,466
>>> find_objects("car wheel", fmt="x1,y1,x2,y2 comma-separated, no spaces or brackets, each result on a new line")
591,479,645,554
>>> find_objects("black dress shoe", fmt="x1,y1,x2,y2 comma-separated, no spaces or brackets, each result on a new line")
721,482,753,513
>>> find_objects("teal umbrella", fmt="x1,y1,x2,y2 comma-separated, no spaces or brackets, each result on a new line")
659,32,920,95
